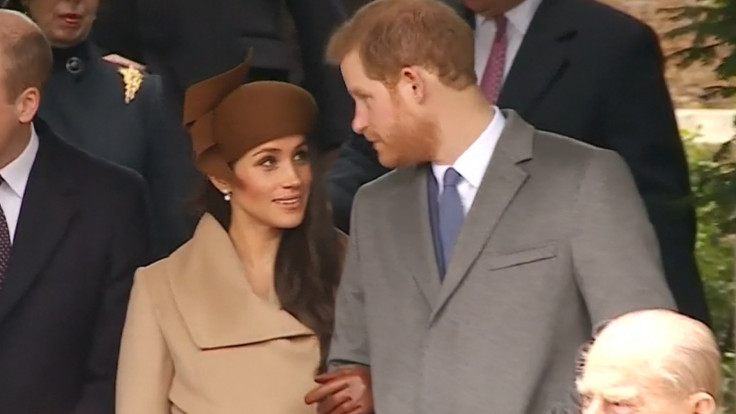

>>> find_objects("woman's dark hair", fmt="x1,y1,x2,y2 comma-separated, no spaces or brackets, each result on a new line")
199,158,341,370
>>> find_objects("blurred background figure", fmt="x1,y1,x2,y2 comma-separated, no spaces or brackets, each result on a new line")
0,10,150,413
342,0,373,13
577,309,722,414
4,0,198,258
92,0,353,158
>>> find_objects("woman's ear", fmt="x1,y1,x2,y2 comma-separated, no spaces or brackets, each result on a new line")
208,175,231,196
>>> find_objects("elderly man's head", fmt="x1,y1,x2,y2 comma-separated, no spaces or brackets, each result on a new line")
577,309,721,414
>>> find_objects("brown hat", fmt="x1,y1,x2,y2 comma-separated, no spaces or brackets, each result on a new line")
183,57,318,180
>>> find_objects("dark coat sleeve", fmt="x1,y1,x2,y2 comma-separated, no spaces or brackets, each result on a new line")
327,133,391,233
72,174,152,414
285,0,353,152
593,24,709,324
141,74,199,258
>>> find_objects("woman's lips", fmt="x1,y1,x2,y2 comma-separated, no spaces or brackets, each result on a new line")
59,14,82,27
273,196,303,210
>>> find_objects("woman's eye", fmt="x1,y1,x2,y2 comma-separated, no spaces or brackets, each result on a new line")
258,156,276,168
294,149,309,163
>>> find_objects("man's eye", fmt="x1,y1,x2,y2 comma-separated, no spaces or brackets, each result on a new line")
579,394,592,408
610,401,636,414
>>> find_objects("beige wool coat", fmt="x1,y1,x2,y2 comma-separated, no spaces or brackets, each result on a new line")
116,214,323,414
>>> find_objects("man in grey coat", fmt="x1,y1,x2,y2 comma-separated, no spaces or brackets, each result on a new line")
305,1,676,413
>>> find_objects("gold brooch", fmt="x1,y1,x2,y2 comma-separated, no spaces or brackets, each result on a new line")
118,66,143,104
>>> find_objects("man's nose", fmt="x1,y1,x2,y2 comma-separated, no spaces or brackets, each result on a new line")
351,112,367,135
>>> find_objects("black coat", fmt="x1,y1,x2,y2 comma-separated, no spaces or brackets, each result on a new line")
92,0,352,152
0,120,151,414
327,0,708,324
38,41,198,258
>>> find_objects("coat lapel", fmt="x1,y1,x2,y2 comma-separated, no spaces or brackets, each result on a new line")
0,123,77,324
431,111,534,321
168,214,314,350
393,167,442,310
497,0,577,114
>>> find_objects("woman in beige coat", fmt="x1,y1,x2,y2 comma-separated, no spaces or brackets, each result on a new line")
115,58,344,414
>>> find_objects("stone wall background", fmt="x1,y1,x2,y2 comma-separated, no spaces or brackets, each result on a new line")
602,0,734,108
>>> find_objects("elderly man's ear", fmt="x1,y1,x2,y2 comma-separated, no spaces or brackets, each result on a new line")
689,392,716,414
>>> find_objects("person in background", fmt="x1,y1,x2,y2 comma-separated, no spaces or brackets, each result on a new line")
92,0,353,157
4,0,197,258
326,0,709,326
116,58,346,414
577,309,722,414
0,10,150,413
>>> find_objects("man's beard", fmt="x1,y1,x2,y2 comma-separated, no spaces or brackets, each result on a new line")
368,105,440,168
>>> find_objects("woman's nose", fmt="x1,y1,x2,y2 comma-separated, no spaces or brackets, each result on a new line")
281,162,303,187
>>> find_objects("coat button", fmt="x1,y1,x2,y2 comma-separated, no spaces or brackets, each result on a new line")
65,57,84,74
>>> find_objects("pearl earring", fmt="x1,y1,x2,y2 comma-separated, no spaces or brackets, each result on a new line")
223,192,231,202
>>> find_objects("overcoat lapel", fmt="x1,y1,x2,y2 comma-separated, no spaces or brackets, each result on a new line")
431,111,535,321
0,123,77,324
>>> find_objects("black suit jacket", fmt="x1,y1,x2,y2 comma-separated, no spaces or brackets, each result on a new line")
341,0,372,13
92,0,352,152
0,120,151,414
327,0,708,323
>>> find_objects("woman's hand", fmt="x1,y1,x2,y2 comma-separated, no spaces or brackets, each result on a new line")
103,54,146,71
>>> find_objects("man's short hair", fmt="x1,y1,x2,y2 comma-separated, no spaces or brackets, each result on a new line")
580,309,722,405
649,312,722,404
326,0,476,89
0,11,52,102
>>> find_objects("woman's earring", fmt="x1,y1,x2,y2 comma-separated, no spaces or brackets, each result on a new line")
223,191,231,202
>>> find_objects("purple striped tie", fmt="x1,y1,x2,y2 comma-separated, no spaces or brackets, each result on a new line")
479,15,508,103
0,186,11,289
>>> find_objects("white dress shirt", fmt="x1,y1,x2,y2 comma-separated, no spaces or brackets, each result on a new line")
474,0,544,83
0,124,40,242
432,107,506,214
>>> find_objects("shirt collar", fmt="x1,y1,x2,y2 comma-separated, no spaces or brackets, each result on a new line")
475,0,544,35
1,124,40,198
432,106,506,188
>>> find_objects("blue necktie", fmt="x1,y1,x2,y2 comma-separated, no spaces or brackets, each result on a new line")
439,168,464,279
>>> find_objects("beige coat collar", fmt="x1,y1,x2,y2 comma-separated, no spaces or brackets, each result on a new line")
166,214,313,349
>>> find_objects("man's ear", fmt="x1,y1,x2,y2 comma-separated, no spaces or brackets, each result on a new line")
16,87,41,124
397,66,427,104
689,391,716,414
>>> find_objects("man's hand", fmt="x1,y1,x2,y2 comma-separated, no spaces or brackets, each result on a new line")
304,366,373,414
103,54,146,71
